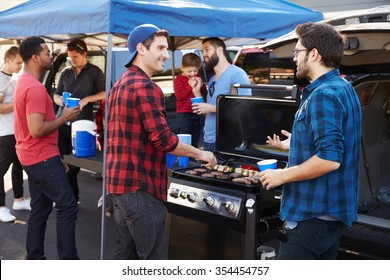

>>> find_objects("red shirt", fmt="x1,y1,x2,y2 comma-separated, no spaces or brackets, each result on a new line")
13,74,60,165
174,73,206,113
105,66,179,201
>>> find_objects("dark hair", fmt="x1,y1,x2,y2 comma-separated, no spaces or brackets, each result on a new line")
181,53,202,68
142,29,170,49
67,39,88,54
202,37,231,63
295,22,345,68
4,46,19,63
19,36,45,63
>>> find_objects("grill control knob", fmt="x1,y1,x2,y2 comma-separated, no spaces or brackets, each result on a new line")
187,192,198,203
169,188,180,198
203,196,215,207
179,191,188,199
222,201,235,212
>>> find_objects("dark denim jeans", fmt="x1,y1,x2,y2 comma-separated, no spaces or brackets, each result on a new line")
58,124,80,201
0,135,24,206
110,190,167,260
177,113,201,147
277,218,346,260
23,156,79,260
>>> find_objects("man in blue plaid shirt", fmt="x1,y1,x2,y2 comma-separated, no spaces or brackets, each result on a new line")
259,22,362,260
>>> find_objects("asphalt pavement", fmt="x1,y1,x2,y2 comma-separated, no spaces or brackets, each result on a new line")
0,167,116,260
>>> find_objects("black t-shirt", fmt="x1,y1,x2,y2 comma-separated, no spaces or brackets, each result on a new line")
54,62,105,121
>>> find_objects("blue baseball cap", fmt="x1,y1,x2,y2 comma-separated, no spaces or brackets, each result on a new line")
124,24,161,67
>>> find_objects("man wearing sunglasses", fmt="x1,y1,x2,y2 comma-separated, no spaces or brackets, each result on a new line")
53,39,106,203
193,37,250,152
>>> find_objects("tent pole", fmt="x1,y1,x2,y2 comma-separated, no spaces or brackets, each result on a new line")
170,37,175,81
100,33,113,260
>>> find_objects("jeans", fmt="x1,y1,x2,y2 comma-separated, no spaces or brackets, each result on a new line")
58,124,80,201
23,156,79,260
0,135,24,206
177,113,201,147
110,190,167,260
277,218,346,260
203,142,216,152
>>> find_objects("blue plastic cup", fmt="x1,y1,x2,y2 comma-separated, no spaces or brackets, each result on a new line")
67,97,80,108
257,159,277,171
63,92,72,106
177,134,192,167
191,97,203,114
191,97,203,104
166,153,177,168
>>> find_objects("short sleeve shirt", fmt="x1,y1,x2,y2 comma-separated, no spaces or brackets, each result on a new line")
14,74,60,165
54,62,105,121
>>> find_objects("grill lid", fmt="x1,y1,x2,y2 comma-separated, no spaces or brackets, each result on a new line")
216,89,299,162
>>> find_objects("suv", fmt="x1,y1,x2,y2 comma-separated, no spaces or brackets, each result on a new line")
258,6,390,259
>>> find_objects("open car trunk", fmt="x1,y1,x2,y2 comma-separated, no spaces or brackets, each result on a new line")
338,74,390,259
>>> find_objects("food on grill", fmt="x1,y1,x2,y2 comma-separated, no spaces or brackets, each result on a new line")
216,174,231,180
232,177,252,185
246,176,259,184
183,163,261,185
223,166,235,173
234,167,242,174
217,165,225,172
232,176,260,185
194,168,208,173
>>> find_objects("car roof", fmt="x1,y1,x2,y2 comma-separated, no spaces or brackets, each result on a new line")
261,5,390,53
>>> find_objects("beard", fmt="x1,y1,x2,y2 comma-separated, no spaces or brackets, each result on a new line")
204,53,219,69
43,61,53,71
296,56,309,80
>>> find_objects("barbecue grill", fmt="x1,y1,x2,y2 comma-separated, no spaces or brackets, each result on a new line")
166,85,300,260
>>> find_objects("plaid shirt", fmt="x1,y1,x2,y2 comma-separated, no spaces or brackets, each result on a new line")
105,66,179,201
281,69,362,226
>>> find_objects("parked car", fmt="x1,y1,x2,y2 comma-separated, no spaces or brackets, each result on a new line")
257,6,390,259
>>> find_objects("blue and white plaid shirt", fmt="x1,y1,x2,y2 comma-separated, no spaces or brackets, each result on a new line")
281,69,362,226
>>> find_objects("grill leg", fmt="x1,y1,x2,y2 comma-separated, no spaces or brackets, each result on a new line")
243,193,258,259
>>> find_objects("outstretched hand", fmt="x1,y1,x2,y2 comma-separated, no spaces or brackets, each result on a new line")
266,130,291,151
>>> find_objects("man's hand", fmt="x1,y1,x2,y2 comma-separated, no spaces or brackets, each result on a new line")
197,150,217,167
192,103,215,115
53,94,64,106
61,105,81,122
266,130,291,150
259,169,284,190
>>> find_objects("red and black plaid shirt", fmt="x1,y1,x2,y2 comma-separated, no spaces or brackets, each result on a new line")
105,66,179,201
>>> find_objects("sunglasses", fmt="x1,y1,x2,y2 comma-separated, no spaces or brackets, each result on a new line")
67,42,86,53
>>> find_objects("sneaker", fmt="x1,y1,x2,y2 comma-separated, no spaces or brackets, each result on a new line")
0,207,16,222
13,199,31,211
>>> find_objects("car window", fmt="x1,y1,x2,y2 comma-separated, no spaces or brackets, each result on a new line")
235,51,296,85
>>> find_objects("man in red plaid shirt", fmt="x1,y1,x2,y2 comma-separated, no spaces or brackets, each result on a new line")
106,24,216,260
